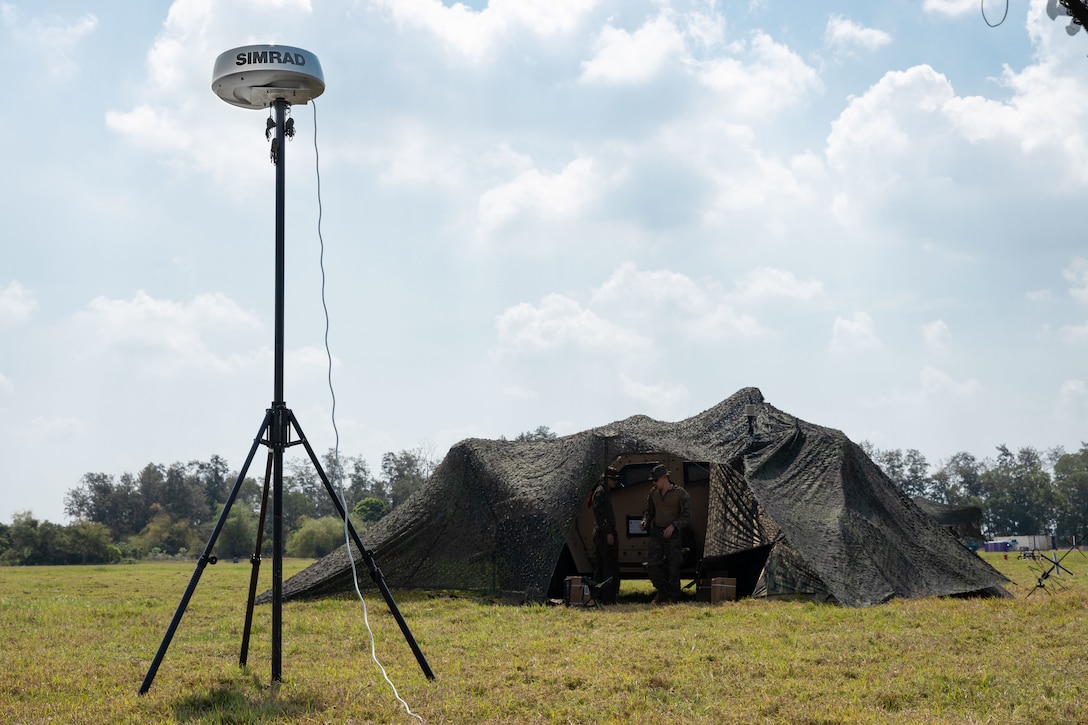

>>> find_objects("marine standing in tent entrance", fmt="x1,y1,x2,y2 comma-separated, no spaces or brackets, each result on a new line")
591,466,621,604
640,464,691,604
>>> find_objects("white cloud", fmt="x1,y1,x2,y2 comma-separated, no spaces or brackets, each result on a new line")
1064,257,1088,304
921,319,951,352
826,65,955,176
1057,379,1088,420
920,365,982,397
477,157,598,232
73,291,262,375
374,0,594,63
737,267,823,300
0,371,13,395
619,373,688,410
592,263,765,340
830,312,881,353
493,293,650,357
0,6,98,80
696,31,822,117
1027,288,1056,304
579,14,687,84
922,0,977,17
0,281,38,325
824,16,892,53
1059,321,1088,344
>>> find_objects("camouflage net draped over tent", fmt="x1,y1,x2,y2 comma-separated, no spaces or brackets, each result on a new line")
270,388,1008,607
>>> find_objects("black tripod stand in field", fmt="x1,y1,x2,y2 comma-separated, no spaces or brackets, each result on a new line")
139,47,434,693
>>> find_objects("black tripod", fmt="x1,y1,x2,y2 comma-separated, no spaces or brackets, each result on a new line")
139,97,435,694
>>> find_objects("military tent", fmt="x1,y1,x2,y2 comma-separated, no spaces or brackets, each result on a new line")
273,388,1009,607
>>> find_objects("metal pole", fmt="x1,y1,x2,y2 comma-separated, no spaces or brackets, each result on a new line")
271,96,288,683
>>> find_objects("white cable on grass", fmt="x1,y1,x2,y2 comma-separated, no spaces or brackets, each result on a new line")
311,99,424,724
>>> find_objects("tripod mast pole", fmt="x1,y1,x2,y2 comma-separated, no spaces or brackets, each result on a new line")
270,96,288,683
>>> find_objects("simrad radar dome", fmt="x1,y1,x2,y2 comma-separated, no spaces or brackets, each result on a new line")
212,45,324,109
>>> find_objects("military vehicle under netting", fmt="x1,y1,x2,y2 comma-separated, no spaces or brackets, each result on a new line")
271,388,1010,607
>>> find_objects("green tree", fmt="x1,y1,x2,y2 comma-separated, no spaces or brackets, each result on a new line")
981,446,1055,536
0,513,119,565
1054,443,1088,545
352,497,390,522
285,516,345,558
382,446,437,509
128,508,203,557
64,472,143,538
212,504,260,560
861,444,932,498
930,452,984,505
64,521,122,564
160,462,210,526
193,454,230,510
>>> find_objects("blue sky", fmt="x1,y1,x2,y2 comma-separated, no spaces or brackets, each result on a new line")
2,0,1086,523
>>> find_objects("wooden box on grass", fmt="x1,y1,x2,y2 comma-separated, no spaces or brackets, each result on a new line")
697,577,737,603
564,576,592,606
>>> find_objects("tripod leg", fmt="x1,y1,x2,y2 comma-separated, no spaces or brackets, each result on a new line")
290,412,436,681
138,410,273,695
240,452,274,668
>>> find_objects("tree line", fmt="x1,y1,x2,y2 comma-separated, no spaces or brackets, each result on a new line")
2,432,1085,566
860,442,1088,545
0,445,439,566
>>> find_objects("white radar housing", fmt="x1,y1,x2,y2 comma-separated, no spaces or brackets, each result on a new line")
212,45,324,110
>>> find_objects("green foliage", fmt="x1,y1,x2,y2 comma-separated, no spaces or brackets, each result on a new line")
212,504,260,560
127,510,204,557
980,445,1056,536
382,446,437,509
1054,443,1088,543
0,512,120,565
352,496,390,522
285,516,346,558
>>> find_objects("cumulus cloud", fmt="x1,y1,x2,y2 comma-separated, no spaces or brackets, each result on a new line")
374,0,594,63
493,293,650,357
921,319,952,352
593,263,764,340
477,157,598,232
1057,378,1088,419
696,31,822,117
619,373,688,409
824,15,892,53
922,0,977,17
1064,257,1088,304
579,14,687,84
830,312,881,352
0,281,38,326
73,291,262,375
1059,321,1088,344
920,365,982,397
737,267,823,300
0,6,98,80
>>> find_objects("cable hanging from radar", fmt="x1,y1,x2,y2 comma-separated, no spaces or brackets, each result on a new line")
982,0,1010,27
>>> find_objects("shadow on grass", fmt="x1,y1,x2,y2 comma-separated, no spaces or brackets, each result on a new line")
172,677,324,723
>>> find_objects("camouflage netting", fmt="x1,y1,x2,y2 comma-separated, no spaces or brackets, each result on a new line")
268,387,1009,607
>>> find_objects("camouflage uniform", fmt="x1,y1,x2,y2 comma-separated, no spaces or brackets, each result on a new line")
591,468,621,604
641,466,691,603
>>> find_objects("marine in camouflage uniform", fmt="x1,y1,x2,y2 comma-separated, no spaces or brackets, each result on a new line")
591,466,621,604
640,464,691,603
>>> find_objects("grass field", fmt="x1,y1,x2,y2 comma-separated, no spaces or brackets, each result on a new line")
1,552,1086,724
